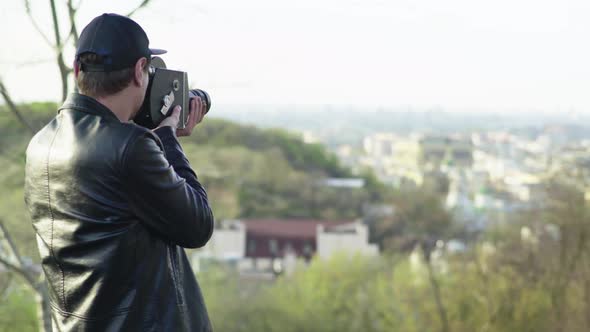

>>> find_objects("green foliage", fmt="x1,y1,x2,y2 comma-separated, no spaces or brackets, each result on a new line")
198,181,590,332
0,102,56,152
200,246,588,332
0,102,58,260
371,188,454,255
187,119,351,177
200,255,396,332
0,285,38,332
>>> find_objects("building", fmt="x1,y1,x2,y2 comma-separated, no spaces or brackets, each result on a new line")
195,219,379,274
360,133,473,187
420,135,473,169
317,222,378,259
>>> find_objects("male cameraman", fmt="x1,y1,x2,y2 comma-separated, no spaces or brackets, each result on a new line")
24,13,214,331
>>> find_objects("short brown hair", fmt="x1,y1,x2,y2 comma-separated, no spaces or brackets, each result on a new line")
76,53,148,97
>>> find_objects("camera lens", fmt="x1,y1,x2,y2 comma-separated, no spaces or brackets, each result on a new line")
189,89,212,114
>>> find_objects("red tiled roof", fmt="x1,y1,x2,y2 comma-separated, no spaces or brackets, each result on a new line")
241,219,352,239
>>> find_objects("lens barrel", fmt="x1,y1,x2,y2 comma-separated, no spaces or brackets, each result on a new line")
189,89,211,114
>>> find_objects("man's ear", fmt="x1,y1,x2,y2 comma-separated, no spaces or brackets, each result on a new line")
133,57,148,87
73,60,80,78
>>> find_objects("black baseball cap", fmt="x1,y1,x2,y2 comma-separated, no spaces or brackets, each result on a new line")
76,13,166,72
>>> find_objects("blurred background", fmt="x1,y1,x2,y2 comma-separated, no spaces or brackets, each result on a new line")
1,0,589,331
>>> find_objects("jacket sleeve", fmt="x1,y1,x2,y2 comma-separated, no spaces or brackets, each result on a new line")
123,126,214,248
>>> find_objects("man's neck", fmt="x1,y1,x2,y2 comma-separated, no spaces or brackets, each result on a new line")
93,92,136,123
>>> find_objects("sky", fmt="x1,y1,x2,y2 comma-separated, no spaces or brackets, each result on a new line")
0,0,588,112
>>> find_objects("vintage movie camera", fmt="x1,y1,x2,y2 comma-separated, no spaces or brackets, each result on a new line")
134,57,211,129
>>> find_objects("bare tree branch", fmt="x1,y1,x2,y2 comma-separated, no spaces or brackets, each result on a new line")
64,0,78,93
0,220,38,288
66,0,80,47
48,0,69,102
0,273,13,299
55,0,78,55
24,0,53,47
0,220,25,268
0,78,37,134
126,0,152,18
0,256,38,288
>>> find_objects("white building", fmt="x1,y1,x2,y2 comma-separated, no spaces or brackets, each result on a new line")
316,222,379,259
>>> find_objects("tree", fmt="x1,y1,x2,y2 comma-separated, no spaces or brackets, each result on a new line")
372,189,456,332
496,181,590,331
463,179,590,331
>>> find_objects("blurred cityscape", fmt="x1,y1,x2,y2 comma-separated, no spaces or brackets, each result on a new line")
197,107,590,278
336,123,588,227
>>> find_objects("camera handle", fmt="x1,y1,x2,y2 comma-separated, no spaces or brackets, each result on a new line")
159,90,175,116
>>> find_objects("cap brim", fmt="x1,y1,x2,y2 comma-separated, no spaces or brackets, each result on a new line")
150,48,167,55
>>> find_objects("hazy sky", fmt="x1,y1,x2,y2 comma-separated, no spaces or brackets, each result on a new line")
1,0,588,112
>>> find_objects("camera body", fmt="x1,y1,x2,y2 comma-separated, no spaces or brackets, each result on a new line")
134,57,211,129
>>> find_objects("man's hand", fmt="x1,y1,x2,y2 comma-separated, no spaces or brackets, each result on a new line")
157,96,207,137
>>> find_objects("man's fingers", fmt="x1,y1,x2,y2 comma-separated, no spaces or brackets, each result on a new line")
176,96,206,137
202,99,208,115
190,97,203,124
189,108,198,128
191,98,197,113
197,97,206,123
189,98,198,125
196,98,203,123
171,106,181,119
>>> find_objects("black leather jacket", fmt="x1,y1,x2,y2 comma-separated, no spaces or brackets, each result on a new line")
24,93,214,331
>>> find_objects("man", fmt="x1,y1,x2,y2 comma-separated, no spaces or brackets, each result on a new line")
24,13,214,331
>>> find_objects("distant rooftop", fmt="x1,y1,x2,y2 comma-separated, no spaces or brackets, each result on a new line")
321,178,365,188
240,219,353,239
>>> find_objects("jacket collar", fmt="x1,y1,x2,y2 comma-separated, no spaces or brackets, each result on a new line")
59,93,121,122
